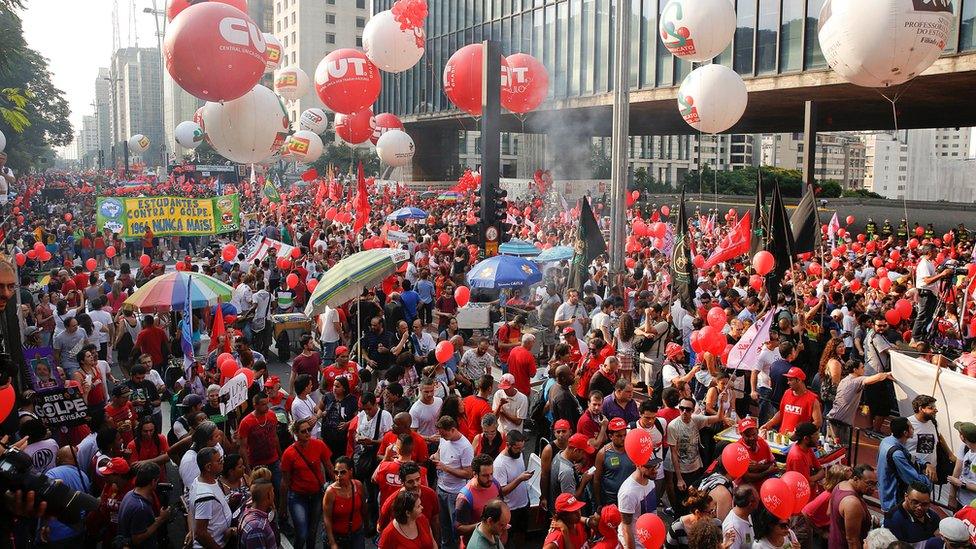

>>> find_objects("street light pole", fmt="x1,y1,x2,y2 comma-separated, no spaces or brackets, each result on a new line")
103,75,122,175
609,0,631,276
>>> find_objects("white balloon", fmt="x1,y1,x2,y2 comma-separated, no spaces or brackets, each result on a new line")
285,130,324,163
376,129,415,167
818,0,955,88
0,130,5,152
274,67,311,102
363,10,426,73
202,85,290,164
677,64,747,134
659,0,736,62
264,33,283,74
174,121,205,149
299,108,329,134
128,134,150,153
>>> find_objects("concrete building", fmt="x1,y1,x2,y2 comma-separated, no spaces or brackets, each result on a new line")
761,132,866,189
273,0,370,124
74,115,100,167
863,132,909,199
108,47,164,168
864,129,976,202
94,68,112,164
932,127,971,159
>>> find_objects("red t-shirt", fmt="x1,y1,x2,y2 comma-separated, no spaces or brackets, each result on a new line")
105,401,136,445
281,439,332,495
72,273,89,291
377,431,428,464
786,444,821,483
779,390,819,435
954,506,976,545
136,326,168,366
460,395,491,439
738,437,774,468
378,486,440,534
373,460,429,506
378,513,435,549
291,352,321,378
507,346,537,397
237,411,281,466
322,362,360,391
577,410,603,441
544,522,588,549
126,435,170,481
496,324,522,364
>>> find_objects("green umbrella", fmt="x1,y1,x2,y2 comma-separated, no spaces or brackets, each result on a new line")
304,248,409,316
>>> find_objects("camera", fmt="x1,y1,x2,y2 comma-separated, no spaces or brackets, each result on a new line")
0,447,98,524
156,482,174,508
938,259,969,277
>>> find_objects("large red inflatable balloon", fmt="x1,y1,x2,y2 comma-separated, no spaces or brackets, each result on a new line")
314,48,381,114
761,477,794,520
443,43,511,116
370,113,404,145
634,513,666,548
335,108,375,145
624,429,654,465
706,307,726,330
0,385,13,424
167,0,248,21
164,2,267,102
501,53,549,114
721,443,751,479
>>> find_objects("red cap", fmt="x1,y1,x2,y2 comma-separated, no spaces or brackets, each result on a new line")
562,327,576,335
498,374,515,390
553,419,571,431
598,505,622,536
267,375,281,386
737,417,758,435
335,346,349,356
784,367,807,381
608,417,628,432
568,433,595,455
555,493,586,513
98,457,131,476
665,342,684,360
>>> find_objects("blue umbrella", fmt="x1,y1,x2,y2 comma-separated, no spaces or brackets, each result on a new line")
534,245,574,263
385,206,428,221
467,255,543,289
499,238,540,257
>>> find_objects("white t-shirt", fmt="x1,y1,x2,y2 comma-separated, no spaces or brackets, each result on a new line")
491,390,528,434
410,397,443,437
554,301,588,337
320,306,341,343
755,530,798,549
755,347,782,390
493,451,530,510
190,479,233,549
722,510,756,549
437,435,474,493
617,474,657,549
662,362,687,388
292,395,321,439
25,438,59,475
906,415,939,466
250,290,271,331
955,443,976,507
179,444,225,491
88,310,113,345
231,284,253,315
355,409,393,442
592,312,611,338
916,258,938,292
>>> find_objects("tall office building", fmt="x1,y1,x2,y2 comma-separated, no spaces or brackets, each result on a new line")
94,68,112,163
108,47,164,168
864,129,976,202
273,0,370,124
761,132,866,189
75,115,100,167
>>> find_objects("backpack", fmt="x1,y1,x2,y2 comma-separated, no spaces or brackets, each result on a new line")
526,382,549,433
168,415,191,446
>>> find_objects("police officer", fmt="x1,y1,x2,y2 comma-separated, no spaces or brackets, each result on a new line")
866,218,877,239
958,223,970,244
896,219,908,245
881,219,893,238
925,223,935,240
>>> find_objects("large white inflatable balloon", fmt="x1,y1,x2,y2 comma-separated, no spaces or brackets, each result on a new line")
818,0,955,88
0,130,5,152
263,33,283,74
285,130,324,163
363,10,426,73
174,121,205,149
202,85,290,164
128,134,150,153
274,67,311,101
376,129,415,167
659,0,736,62
299,108,329,134
677,64,747,134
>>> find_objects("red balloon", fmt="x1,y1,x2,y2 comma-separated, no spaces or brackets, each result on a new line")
438,232,451,248
829,258,840,270
219,356,238,380
174,262,185,272
334,108,375,145
693,254,705,269
164,3,266,102
661,205,670,217
634,513,666,548
721,443,751,479
105,245,117,259
781,471,811,515
290,247,301,259
706,307,726,330
908,238,919,249
895,298,913,320
222,245,238,262
869,277,880,289
885,308,902,326
139,254,150,268
14,253,24,266
752,251,775,276
370,113,404,145
872,256,883,268
454,286,471,307
807,262,822,276
64,212,72,222
33,242,44,253
314,48,381,115
0,385,14,425
699,326,720,351
307,278,318,293
625,257,636,270
879,277,892,293
624,429,654,465
690,331,704,354
325,207,337,221
238,367,256,387
501,53,549,114
85,258,97,271
916,226,925,236
443,43,511,116
25,249,36,260
166,0,247,21
286,273,300,289
846,215,855,225
435,340,453,363
876,267,887,278
850,279,862,291
749,274,763,292
761,477,794,520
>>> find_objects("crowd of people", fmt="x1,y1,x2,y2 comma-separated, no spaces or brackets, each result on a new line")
0,162,974,549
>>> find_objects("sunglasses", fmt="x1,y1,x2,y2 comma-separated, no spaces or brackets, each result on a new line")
678,406,694,412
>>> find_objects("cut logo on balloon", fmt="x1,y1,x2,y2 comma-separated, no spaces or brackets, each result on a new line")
319,57,371,82
288,136,310,155
218,16,267,56
679,95,699,124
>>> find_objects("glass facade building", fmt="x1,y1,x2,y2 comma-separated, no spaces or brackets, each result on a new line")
376,0,974,118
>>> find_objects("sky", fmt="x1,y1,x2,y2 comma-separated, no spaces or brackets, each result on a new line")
22,0,161,131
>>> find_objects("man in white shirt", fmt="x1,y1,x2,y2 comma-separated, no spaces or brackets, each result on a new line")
433,415,474,549
0,152,12,204
592,300,613,342
190,447,235,548
410,379,443,444
618,457,661,549
750,330,782,424
722,485,759,549
491,430,534,546
553,289,589,338
249,280,272,355
319,305,342,363
492,374,528,435
911,245,953,346
87,296,115,361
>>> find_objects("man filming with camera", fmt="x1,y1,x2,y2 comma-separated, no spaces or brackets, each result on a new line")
911,245,956,348
117,461,172,549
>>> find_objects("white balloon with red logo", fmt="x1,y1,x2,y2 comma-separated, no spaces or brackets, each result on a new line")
299,108,329,134
501,53,549,114
370,113,404,145
202,84,291,164
376,129,414,168
658,0,736,62
274,67,310,102
676,64,747,134
363,9,426,73
285,130,323,163
314,48,381,114
0,130,6,152
164,2,267,102
175,121,205,149
334,108,375,145
128,134,150,153
263,33,283,73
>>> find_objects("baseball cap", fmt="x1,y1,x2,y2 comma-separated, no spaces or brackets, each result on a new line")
665,342,684,360
553,419,571,431
608,417,628,432
791,422,818,442
830,309,843,318
939,517,971,544
498,373,516,390
98,457,131,476
182,393,204,408
562,327,576,335
335,346,349,356
568,433,595,455
955,421,976,443
784,367,807,381
737,417,758,435
598,505,622,536
111,385,131,398
267,375,281,386
554,493,586,513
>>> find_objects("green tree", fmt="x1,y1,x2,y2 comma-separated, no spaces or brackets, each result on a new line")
633,166,648,191
680,166,805,197
818,180,843,198
843,188,883,199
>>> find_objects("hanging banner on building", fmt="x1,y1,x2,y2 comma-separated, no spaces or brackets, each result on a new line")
35,386,89,427
96,194,241,237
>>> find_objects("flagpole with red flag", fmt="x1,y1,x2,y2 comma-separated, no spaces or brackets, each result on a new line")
208,299,231,355
352,162,370,236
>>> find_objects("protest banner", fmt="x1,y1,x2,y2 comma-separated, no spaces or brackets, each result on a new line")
220,373,250,415
35,386,88,427
240,235,297,263
96,194,241,237
891,351,976,446
25,347,62,393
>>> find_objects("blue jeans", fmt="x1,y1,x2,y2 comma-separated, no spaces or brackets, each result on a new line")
288,491,323,549
321,340,340,365
758,387,774,425
437,486,460,549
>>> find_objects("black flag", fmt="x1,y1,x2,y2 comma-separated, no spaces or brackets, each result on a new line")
567,197,607,293
790,184,820,255
749,170,766,257
764,181,796,305
671,189,695,312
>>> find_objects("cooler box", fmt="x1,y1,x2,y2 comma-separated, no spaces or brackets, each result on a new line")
456,304,491,330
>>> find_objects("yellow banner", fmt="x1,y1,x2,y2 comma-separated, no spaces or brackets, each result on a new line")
96,195,241,237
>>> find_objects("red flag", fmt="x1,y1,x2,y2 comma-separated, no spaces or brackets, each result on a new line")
208,300,232,354
353,162,370,234
301,168,319,182
703,211,752,270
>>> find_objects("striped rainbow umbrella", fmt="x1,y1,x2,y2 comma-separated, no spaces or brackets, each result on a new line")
123,271,234,313
305,248,409,316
